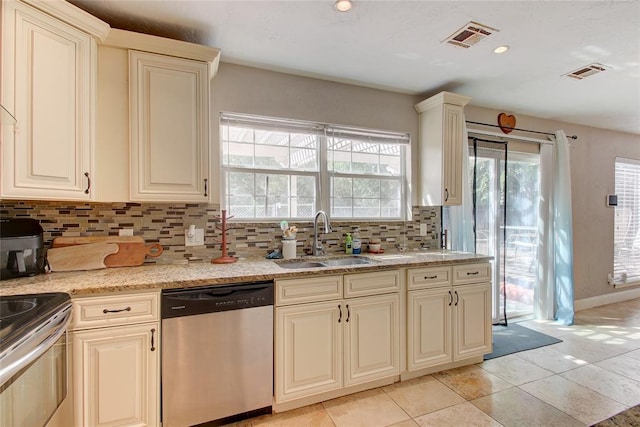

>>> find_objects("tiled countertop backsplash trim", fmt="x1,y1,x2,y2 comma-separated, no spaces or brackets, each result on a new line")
0,201,441,262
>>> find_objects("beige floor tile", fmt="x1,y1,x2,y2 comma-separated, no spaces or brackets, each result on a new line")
323,388,410,427
382,374,465,417
551,334,632,363
561,364,640,407
433,365,512,400
519,375,626,425
413,402,503,427
515,345,589,373
472,388,583,427
479,354,554,386
251,404,335,427
387,420,419,427
595,354,640,381
627,349,640,360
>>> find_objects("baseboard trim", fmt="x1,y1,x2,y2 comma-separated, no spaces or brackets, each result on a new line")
575,287,640,311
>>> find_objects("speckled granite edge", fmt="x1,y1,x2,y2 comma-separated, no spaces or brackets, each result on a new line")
0,252,493,297
592,404,640,427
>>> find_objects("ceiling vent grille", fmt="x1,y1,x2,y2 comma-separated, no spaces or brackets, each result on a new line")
443,21,498,48
565,63,609,80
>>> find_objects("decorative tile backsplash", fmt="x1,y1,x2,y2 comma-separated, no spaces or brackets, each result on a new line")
0,201,441,262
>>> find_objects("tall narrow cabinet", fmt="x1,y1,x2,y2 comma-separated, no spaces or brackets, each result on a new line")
414,92,471,206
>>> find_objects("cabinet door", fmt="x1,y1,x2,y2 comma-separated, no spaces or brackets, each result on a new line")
129,50,210,202
407,288,452,370
1,1,94,200
442,103,465,206
73,323,159,427
344,294,399,386
275,301,343,403
453,283,492,361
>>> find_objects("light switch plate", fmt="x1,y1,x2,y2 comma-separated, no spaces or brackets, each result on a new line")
419,223,428,236
185,228,204,246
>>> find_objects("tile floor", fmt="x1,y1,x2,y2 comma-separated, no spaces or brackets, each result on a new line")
243,298,640,427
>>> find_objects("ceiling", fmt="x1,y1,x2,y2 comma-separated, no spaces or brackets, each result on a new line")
70,0,640,135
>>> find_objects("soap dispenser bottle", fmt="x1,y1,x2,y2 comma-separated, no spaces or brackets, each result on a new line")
345,233,353,254
352,227,361,255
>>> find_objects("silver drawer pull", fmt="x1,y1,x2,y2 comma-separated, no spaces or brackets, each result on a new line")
424,275,438,280
103,306,132,314
466,271,479,276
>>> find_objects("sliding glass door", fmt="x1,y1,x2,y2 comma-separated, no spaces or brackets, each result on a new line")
471,147,540,321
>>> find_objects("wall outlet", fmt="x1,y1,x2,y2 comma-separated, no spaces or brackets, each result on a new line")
185,228,204,246
419,223,428,236
118,228,134,236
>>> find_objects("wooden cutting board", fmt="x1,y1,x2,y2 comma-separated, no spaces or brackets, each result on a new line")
104,243,163,267
52,236,145,248
47,243,119,272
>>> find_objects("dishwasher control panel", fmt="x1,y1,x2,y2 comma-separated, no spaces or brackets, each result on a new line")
161,281,274,319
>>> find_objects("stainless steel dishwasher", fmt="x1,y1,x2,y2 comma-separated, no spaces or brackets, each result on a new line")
161,281,273,427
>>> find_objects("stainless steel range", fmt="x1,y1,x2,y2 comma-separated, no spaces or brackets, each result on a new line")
0,292,71,427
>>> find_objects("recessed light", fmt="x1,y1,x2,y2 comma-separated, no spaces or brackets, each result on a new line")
494,45,509,54
335,0,352,12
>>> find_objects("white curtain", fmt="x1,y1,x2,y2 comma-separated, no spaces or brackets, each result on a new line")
536,130,575,325
447,115,475,252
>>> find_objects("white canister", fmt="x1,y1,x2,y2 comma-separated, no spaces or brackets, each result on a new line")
282,239,297,259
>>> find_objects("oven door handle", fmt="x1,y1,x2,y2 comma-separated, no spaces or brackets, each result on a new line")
0,304,72,387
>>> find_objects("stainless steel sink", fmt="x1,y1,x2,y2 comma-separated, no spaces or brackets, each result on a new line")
276,256,376,269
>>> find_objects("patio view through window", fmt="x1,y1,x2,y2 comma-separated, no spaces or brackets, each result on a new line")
614,158,640,285
220,113,410,220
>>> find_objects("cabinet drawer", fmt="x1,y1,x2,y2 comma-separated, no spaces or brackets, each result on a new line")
453,263,491,285
407,266,451,290
71,292,159,330
344,270,400,298
276,275,343,306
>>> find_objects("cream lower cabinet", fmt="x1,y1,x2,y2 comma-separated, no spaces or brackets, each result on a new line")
70,292,160,427
275,271,400,405
408,263,492,371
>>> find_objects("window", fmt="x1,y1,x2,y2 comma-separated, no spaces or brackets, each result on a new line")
614,157,640,285
221,113,410,220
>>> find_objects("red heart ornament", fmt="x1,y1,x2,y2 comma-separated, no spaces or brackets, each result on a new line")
498,113,516,134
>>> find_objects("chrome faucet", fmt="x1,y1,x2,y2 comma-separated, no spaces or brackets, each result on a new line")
312,210,332,256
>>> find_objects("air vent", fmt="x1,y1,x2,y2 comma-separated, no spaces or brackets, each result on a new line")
565,63,608,80
443,21,498,48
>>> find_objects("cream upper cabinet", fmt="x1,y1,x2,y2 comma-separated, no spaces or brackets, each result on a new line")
0,0,108,200
93,29,220,202
414,92,471,206
129,50,210,202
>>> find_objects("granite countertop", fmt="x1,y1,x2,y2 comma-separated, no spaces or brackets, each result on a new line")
0,250,492,297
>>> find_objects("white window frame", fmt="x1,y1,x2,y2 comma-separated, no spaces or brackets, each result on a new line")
613,157,640,287
220,113,411,221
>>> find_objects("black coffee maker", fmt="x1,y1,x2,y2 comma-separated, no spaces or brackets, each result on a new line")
0,218,47,280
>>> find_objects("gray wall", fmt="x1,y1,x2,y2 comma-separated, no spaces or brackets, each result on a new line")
211,62,640,302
